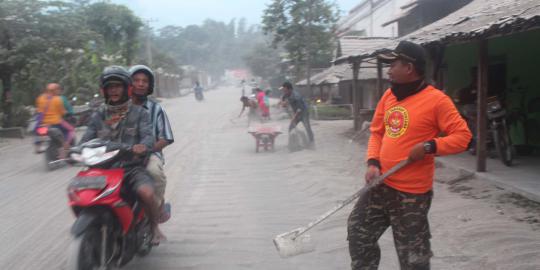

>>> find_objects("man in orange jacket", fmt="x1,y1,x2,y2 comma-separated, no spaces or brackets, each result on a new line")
347,41,472,270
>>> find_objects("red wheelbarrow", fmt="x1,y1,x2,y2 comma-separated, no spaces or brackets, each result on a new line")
248,125,282,152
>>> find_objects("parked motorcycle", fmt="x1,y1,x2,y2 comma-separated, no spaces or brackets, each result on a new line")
486,96,513,166
459,96,513,166
66,139,153,270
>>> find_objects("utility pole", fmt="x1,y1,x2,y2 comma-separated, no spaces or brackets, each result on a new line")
306,0,313,98
144,18,157,66
369,0,374,36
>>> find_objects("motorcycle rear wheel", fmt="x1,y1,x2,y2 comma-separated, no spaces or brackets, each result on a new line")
66,227,107,270
45,145,59,171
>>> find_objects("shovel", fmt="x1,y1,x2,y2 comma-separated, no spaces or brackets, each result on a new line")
273,158,411,258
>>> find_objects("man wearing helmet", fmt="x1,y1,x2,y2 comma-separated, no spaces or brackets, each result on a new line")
80,66,161,243
129,64,174,243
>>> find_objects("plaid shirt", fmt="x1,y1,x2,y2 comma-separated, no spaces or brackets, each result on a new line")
142,99,174,161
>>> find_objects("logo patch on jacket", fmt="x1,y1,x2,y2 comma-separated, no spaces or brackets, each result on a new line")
385,106,409,138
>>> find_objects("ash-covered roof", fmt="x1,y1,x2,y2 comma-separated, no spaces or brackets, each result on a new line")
407,0,540,44
337,36,392,58
296,64,385,86
335,0,540,64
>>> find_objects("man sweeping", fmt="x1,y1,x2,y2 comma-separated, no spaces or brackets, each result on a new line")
280,82,314,145
347,41,472,270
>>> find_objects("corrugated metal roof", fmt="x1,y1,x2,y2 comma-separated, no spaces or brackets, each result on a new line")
296,64,386,86
297,36,392,86
338,36,392,58
335,0,540,64
407,0,540,44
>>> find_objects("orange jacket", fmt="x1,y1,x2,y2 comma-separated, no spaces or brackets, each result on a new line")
35,94,66,125
367,85,472,194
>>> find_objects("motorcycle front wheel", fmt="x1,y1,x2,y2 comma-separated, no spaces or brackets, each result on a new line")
136,218,153,257
66,226,106,270
493,124,513,166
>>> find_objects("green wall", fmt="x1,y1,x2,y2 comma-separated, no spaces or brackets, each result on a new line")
442,29,540,145
444,29,540,98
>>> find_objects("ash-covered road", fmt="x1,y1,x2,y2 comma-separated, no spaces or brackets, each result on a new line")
1,86,539,270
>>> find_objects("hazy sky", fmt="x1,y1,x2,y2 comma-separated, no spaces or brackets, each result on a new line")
112,0,361,28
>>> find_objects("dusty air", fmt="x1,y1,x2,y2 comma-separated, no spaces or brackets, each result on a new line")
0,0,539,269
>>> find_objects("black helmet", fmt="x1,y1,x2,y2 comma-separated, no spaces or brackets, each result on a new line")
129,64,155,95
100,65,132,105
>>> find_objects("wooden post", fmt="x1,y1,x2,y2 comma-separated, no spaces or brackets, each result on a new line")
376,58,383,99
477,40,488,172
352,61,360,130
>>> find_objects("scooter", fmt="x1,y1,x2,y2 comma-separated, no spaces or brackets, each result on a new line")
35,125,66,170
66,139,153,270
195,90,204,101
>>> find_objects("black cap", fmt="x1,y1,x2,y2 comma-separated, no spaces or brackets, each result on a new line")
281,81,293,90
378,40,426,66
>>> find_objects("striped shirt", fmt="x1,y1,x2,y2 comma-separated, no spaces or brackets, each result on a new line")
143,98,174,161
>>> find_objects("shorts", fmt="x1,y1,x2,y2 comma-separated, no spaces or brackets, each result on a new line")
123,167,155,197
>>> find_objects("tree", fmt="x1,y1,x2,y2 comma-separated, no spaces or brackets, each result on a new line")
0,0,83,127
0,0,145,127
83,2,143,65
152,18,266,79
262,0,338,83
243,42,283,87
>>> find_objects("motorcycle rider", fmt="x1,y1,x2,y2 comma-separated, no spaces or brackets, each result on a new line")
194,81,204,100
129,64,174,243
35,83,75,157
79,66,161,243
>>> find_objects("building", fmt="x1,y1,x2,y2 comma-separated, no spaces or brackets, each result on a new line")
296,37,390,108
336,0,411,38
334,0,474,130
335,0,540,172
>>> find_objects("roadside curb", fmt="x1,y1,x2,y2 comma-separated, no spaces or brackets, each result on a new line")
0,127,25,139
436,159,540,204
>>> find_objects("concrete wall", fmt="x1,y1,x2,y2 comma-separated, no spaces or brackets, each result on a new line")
398,0,472,36
337,79,389,108
338,0,409,37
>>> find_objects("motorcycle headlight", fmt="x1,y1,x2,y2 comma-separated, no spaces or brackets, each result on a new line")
81,146,120,166
489,101,502,111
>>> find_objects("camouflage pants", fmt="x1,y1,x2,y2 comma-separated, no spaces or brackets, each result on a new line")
347,184,433,270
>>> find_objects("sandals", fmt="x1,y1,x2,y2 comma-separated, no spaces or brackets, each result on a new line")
158,202,171,224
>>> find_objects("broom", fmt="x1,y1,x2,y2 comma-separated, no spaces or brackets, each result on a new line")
273,158,411,258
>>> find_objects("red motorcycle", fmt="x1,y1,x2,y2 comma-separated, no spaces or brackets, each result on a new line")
66,139,153,270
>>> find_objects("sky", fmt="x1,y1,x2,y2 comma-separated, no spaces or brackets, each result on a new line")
111,0,362,28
